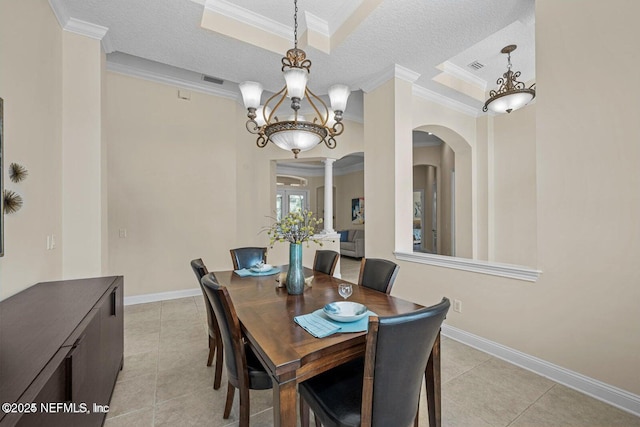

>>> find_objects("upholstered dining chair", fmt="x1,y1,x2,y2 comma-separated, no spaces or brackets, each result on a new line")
358,258,400,294
200,273,273,427
313,250,340,276
190,258,223,390
299,298,450,427
229,247,268,270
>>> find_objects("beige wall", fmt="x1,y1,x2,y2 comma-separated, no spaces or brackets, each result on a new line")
0,0,63,299
105,72,239,297
533,0,640,393
335,170,364,231
62,31,107,279
492,104,537,266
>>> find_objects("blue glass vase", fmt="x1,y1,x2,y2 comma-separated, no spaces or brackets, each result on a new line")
286,243,305,295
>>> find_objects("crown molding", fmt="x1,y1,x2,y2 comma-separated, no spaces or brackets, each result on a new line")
204,0,292,40
360,64,421,93
101,33,115,54
277,160,363,178
106,61,239,100
412,85,480,118
304,12,330,38
442,61,487,90
48,0,69,28
64,18,109,40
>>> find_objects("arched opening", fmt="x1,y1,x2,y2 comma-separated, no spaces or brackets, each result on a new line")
412,126,472,258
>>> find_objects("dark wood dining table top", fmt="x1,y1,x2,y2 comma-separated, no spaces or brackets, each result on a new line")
213,267,424,380
212,266,440,427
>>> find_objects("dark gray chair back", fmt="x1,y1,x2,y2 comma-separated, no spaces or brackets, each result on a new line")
313,250,339,276
200,273,246,386
358,258,400,294
230,247,267,270
190,258,214,334
367,298,450,426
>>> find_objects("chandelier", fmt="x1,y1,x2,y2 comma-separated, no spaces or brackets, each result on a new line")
238,0,350,158
483,45,535,114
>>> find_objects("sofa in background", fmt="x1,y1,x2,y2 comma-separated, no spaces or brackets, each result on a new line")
339,229,365,258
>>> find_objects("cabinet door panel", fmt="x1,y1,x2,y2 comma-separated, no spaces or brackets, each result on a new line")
14,348,73,427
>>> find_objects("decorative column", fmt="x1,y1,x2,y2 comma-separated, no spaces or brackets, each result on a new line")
322,158,336,234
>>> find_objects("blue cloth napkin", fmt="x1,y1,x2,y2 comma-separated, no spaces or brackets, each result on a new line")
234,267,280,277
294,309,377,338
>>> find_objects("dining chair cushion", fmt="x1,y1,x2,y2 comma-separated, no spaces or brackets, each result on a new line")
245,342,273,390
299,358,364,427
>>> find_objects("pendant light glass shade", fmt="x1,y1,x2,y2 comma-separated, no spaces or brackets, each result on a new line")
328,84,350,112
239,81,263,109
284,68,308,99
485,91,534,114
255,105,272,126
270,129,321,153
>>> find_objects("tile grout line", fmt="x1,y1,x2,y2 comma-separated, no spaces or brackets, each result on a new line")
504,383,557,427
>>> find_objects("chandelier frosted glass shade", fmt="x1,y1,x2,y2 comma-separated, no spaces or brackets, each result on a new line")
239,0,349,158
484,90,535,114
483,45,535,114
328,84,350,113
239,81,263,110
284,68,308,100
267,123,328,156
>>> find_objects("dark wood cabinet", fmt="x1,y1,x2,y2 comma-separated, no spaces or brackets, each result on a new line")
0,276,124,427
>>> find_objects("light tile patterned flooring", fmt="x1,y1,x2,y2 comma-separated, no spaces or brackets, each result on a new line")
105,257,640,427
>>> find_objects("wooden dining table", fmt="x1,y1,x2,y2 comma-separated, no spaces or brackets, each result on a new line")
212,267,442,427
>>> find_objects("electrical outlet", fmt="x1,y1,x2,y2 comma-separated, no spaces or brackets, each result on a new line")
453,299,462,313
46,235,51,250
50,234,56,249
119,229,127,238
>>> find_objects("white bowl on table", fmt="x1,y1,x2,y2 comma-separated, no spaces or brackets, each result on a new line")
323,301,368,323
250,263,273,272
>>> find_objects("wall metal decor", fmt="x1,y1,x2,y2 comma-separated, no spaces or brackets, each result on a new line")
9,162,28,183
3,190,22,214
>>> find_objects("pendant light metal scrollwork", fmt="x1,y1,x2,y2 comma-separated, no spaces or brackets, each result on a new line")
483,45,535,114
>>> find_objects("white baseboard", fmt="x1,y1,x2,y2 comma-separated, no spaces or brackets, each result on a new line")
124,288,201,306
441,324,640,417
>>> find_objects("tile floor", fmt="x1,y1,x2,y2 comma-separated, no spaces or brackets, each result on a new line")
105,258,640,427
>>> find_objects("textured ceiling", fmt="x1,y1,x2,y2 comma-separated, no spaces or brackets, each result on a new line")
57,0,535,112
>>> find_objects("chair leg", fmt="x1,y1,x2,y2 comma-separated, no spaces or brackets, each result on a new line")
299,397,310,427
207,335,215,367
314,414,322,427
223,382,235,419
239,387,250,427
213,341,223,390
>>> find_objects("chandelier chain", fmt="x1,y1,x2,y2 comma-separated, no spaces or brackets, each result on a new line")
293,0,298,48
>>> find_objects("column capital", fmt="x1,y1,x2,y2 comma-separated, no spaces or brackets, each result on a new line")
322,158,337,165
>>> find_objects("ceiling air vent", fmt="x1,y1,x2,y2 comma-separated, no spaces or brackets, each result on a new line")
202,75,224,85
467,61,484,70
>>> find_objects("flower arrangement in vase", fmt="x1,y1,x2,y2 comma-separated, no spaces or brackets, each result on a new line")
265,210,323,294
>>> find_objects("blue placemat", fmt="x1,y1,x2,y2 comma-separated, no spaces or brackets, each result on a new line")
234,267,280,277
294,309,377,338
